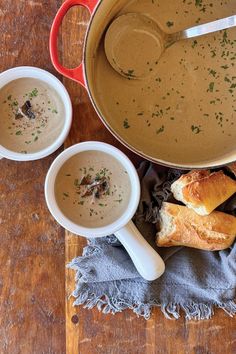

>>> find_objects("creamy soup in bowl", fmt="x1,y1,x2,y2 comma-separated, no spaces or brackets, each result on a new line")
54,150,131,228
0,66,72,161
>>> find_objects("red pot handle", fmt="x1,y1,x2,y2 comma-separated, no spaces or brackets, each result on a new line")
50,0,98,87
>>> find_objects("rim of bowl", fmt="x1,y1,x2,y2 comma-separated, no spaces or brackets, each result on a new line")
44,141,141,237
0,66,72,161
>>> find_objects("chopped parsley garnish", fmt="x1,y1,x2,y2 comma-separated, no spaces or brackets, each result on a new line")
114,199,123,203
207,82,215,92
12,100,18,107
156,125,165,134
74,178,79,187
211,50,216,58
222,30,228,44
166,21,174,27
192,40,198,48
208,69,216,77
122,69,135,78
29,88,38,98
191,125,202,134
195,0,203,7
123,118,130,129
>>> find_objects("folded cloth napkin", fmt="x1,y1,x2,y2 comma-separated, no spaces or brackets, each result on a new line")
68,162,236,320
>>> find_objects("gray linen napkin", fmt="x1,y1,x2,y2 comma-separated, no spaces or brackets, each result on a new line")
68,162,236,320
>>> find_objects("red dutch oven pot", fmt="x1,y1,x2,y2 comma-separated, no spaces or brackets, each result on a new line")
50,0,98,88
50,0,236,169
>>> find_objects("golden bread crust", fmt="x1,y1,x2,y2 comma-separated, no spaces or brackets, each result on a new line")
176,170,236,214
156,202,236,251
182,171,236,211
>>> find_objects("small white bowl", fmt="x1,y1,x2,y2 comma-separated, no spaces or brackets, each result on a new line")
0,66,72,161
45,141,140,237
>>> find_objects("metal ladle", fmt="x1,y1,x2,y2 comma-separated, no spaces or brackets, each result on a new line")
104,13,236,80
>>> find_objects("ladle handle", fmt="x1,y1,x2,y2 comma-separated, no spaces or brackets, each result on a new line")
50,0,98,87
115,221,165,281
182,15,236,39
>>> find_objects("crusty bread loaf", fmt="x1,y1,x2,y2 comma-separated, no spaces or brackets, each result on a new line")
156,202,236,251
171,170,236,215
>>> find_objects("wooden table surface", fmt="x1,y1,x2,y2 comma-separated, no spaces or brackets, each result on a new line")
0,1,235,353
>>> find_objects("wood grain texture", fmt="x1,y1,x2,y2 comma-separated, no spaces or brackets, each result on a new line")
62,4,236,354
0,1,65,353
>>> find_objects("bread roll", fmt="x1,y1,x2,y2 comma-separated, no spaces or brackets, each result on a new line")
156,202,236,251
171,170,236,215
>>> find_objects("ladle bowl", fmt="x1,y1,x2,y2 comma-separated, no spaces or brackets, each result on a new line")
105,13,236,79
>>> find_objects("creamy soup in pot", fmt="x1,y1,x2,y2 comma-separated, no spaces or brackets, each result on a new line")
54,151,131,228
91,0,236,165
0,78,65,154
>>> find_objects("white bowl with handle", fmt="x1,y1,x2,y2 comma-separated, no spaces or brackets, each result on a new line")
45,141,165,281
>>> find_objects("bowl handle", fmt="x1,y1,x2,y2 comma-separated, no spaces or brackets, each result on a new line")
115,221,165,281
49,0,98,87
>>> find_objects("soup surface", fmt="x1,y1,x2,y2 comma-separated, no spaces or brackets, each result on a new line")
55,151,131,228
92,0,236,165
0,78,65,153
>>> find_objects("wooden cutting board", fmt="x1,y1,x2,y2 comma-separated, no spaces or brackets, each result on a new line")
66,233,85,353
65,229,236,354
